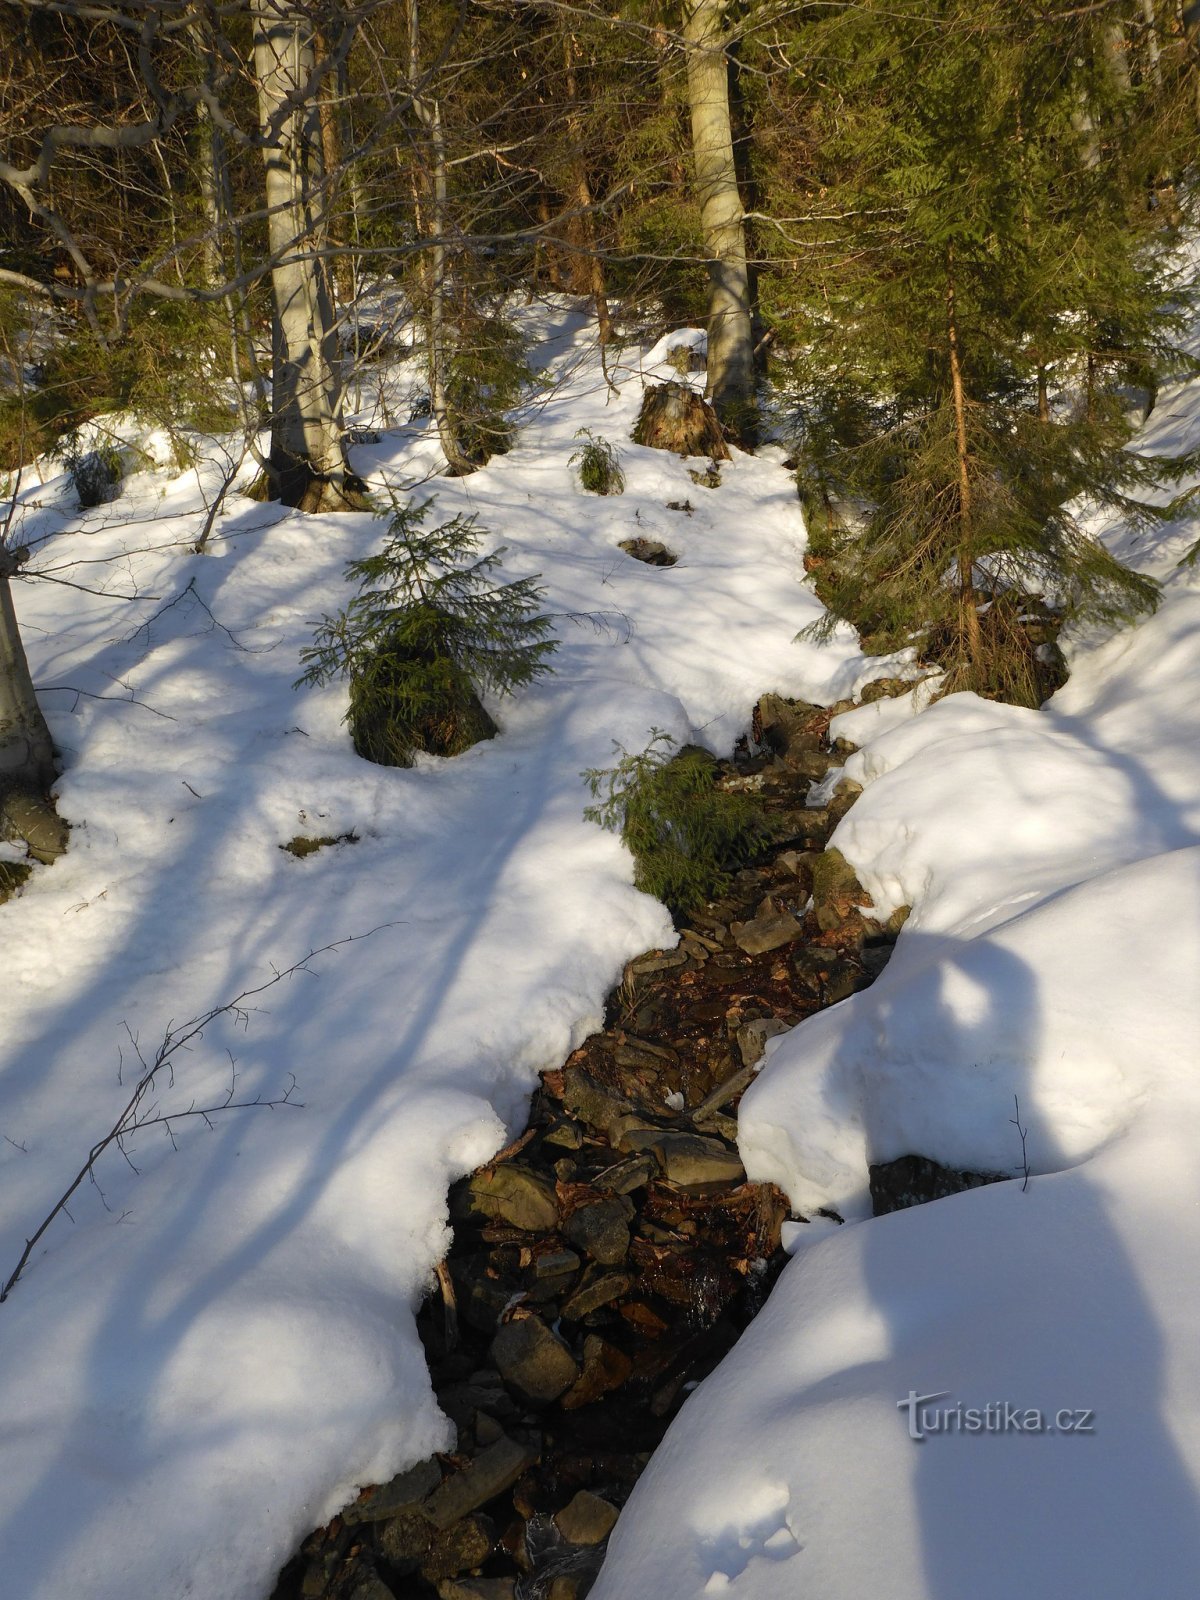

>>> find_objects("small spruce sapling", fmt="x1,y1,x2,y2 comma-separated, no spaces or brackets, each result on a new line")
583,730,773,915
570,429,626,495
298,499,557,766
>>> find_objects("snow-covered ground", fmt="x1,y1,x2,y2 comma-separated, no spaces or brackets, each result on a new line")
590,362,1200,1593
0,308,895,1600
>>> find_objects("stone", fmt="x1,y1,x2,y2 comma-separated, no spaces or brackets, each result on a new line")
827,778,864,826
730,912,803,956
460,1165,559,1232
736,1017,790,1067
348,1577,399,1600
421,1515,495,1583
378,1509,435,1571
342,1457,443,1524
491,1315,580,1405
562,1067,634,1137
424,1435,538,1529
625,947,689,981
787,747,839,781
544,1120,583,1150
622,1129,745,1187
563,1199,631,1266
535,1248,582,1279
561,1334,634,1409
614,1036,678,1070
869,1154,1008,1217
450,1258,522,1335
753,693,821,758
555,1490,620,1546
561,1272,633,1322
618,536,678,567
593,1153,658,1195
437,1581,517,1600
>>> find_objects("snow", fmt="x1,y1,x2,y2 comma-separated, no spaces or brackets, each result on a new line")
10,296,1200,1600
0,306,893,1600
590,362,1200,1596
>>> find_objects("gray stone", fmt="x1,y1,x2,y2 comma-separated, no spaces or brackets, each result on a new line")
625,948,688,980
562,1067,634,1137
544,1120,584,1150
342,1457,443,1524
423,1435,538,1529
421,1515,495,1582
491,1316,579,1405
623,1129,745,1187
437,1581,517,1600
563,1199,631,1266
561,1272,633,1321
378,1509,435,1571
614,1036,678,1070
535,1248,582,1279
555,1490,619,1546
736,1017,790,1067
731,912,803,956
593,1153,658,1195
461,1165,558,1231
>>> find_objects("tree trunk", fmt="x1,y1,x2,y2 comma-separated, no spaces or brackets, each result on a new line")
683,0,755,439
0,555,66,862
561,29,611,346
946,269,984,668
252,0,361,511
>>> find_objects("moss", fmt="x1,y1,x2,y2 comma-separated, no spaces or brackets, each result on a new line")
0,860,33,904
280,833,358,858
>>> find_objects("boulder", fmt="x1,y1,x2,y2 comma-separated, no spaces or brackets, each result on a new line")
555,1490,620,1546
491,1316,579,1405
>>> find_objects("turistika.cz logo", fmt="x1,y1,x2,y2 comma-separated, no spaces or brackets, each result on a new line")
897,1391,1095,1442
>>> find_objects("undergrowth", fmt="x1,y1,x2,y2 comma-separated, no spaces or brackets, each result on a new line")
583,731,775,916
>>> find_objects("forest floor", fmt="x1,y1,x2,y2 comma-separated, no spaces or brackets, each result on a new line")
2,301,1200,1600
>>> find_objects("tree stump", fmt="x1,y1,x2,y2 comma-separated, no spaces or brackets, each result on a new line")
632,382,730,461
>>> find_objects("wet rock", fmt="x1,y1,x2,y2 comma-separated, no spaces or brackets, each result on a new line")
561,1272,633,1322
491,1316,579,1405
425,1435,539,1529
342,1457,443,1524
561,1334,633,1409
614,1036,679,1072
459,1165,559,1232
562,1068,634,1137
535,1248,581,1280
563,1199,631,1266
421,1515,495,1583
730,911,803,956
378,1509,435,1571
593,1153,658,1195
623,1129,746,1187
555,1491,619,1546
437,1580,516,1600
450,1257,523,1335
736,1017,790,1067
870,1153,1008,1217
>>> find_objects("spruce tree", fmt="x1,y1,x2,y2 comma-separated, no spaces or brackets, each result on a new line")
777,0,1195,704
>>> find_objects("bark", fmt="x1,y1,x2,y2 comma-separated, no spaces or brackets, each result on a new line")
252,0,360,510
561,29,611,346
682,0,755,437
407,0,476,476
946,270,984,668
0,555,65,862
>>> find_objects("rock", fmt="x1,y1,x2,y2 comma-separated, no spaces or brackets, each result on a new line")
625,948,689,981
810,846,871,930
788,747,839,782
543,1121,583,1150
593,1153,658,1195
730,911,803,956
869,1154,1008,1217
491,1316,579,1405
561,1272,633,1322
562,1067,634,1137
614,1036,679,1070
622,1129,745,1187
437,1580,517,1600
342,1457,443,1524
561,1334,633,1409
753,693,822,757
885,904,911,936
378,1509,435,1571
827,778,863,826
736,1016,790,1067
450,1257,523,1334
424,1435,538,1529
563,1199,631,1266
632,381,730,460
348,1576,399,1600
618,536,678,567
860,676,913,702
535,1248,581,1279
459,1165,559,1232
555,1490,620,1546
421,1515,495,1583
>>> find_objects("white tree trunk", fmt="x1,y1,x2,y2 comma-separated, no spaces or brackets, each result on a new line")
252,0,358,510
683,0,755,435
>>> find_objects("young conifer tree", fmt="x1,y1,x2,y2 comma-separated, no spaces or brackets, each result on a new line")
783,0,1194,704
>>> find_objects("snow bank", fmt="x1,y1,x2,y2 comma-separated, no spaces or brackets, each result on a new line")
0,307,887,1600
592,365,1200,1598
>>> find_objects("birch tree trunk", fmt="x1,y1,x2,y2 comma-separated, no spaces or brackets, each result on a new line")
0,551,66,861
683,0,755,438
252,0,361,510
